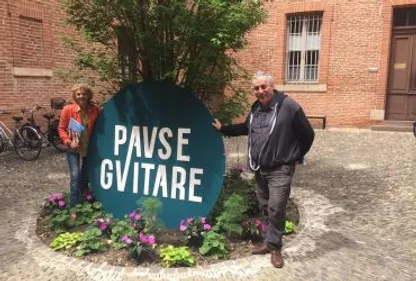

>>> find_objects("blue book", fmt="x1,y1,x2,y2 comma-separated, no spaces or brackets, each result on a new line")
68,117,85,133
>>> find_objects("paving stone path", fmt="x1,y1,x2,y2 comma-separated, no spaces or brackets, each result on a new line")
0,130,415,280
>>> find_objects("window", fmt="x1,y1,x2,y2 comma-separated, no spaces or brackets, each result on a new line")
286,14,322,83
393,7,416,27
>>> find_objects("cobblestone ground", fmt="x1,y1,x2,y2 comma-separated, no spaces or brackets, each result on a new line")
0,130,415,281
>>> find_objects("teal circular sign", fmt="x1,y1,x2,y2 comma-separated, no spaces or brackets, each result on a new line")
88,81,225,228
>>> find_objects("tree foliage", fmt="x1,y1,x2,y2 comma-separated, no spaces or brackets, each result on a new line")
60,0,266,119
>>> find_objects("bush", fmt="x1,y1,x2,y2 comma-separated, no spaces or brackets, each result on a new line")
159,245,195,268
199,231,228,259
50,232,82,251
213,194,248,236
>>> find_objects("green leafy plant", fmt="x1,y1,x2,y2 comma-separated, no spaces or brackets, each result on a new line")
199,231,228,259
50,232,82,250
211,169,258,220
159,245,195,268
285,220,296,234
47,208,71,233
69,202,104,227
138,197,164,234
110,220,137,250
213,193,248,236
75,227,106,257
46,202,104,233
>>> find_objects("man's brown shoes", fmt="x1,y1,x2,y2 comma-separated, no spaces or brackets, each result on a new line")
251,243,269,255
252,244,284,268
270,249,284,268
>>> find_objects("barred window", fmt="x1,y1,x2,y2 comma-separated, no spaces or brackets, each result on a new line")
286,14,322,83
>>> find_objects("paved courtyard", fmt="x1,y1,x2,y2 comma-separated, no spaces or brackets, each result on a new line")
0,130,415,280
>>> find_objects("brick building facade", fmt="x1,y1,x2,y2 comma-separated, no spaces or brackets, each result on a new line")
0,0,80,124
1,0,416,128
237,0,416,127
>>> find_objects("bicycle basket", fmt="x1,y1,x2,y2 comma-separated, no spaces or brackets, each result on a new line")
50,97,66,110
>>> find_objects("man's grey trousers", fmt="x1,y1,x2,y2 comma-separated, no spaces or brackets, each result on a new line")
255,164,296,249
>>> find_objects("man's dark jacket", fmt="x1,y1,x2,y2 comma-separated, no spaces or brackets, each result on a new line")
220,90,315,170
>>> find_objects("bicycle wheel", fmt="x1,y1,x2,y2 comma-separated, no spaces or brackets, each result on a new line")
14,126,42,160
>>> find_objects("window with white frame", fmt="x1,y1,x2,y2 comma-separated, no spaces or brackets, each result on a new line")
286,14,322,83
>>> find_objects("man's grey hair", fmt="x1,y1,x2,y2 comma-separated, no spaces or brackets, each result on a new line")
252,71,274,86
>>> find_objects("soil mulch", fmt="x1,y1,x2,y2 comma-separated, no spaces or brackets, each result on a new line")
36,199,299,268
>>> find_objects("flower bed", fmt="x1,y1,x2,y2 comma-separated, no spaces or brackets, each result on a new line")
36,168,299,268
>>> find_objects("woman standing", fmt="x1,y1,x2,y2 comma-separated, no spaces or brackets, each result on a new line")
58,84,100,206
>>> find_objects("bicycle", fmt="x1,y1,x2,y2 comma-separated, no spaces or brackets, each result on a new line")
0,110,42,160
23,98,68,152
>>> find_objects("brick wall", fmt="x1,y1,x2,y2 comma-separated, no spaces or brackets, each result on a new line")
1,0,416,128
0,0,79,127
233,0,416,127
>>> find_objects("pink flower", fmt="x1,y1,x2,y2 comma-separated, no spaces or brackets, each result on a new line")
129,212,135,218
58,200,66,208
186,217,193,223
70,213,77,221
96,218,105,223
55,193,64,200
201,217,206,224
180,220,185,226
148,235,156,245
132,223,137,228
86,194,93,201
121,235,132,244
134,214,141,221
99,224,107,231
179,225,187,231
203,224,212,231
138,233,148,244
48,195,55,203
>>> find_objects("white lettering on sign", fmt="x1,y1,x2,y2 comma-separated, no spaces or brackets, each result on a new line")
102,125,203,203
100,159,113,189
177,128,190,162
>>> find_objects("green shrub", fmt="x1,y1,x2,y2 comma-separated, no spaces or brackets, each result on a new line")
110,220,137,250
213,193,248,236
211,169,258,220
46,202,104,233
199,231,228,259
285,220,296,234
159,245,195,268
75,227,106,257
139,197,164,234
50,232,82,250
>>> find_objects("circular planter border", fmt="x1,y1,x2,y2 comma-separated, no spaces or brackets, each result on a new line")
16,187,344,280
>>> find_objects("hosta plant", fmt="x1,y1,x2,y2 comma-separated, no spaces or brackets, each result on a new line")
50,232,82,250
159,245,195,268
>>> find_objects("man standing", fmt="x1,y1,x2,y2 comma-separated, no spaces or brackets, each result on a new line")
212,71,314,268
